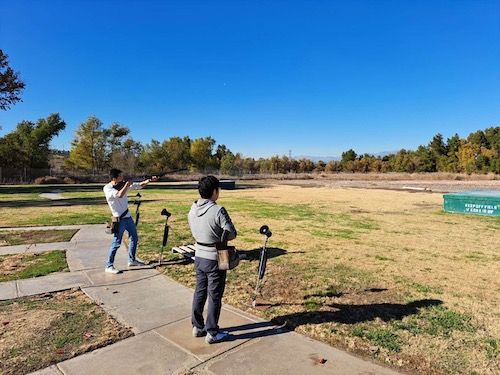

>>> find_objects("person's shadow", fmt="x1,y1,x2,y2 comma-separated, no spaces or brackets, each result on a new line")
271,299,443,329
223,321,289,341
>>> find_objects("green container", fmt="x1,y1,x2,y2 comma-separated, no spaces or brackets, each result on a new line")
219,180,236,190
443,190,500,216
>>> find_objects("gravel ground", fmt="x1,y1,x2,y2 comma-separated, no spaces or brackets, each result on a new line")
272,176,500,193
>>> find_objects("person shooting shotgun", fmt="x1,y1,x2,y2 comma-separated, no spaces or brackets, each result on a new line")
103,168,158,274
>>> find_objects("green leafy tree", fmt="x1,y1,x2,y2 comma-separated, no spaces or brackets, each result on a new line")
138,139,165,173
440,134,461,172
108,123,130,152
0,113,65,171
341,149,357,165
219,152,237,175
0,50,26,110
213,144,231,170
235,154,257,174
484,127,500,173
390,149,417,173
456,139,479,174
467,130,488,148
429,133,447,156
0,131,25,170
415,145,436,172
66,116,109,173
190,136,215,172
162,136,191,171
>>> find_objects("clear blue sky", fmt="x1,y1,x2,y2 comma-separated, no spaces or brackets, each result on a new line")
1,0,499,159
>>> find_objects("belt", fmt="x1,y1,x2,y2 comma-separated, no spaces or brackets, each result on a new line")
196,242,216,247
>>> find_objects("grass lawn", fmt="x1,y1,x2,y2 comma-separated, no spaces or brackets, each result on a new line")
0,212,132,374
0,289,133,374
0,229,78,246
0,181,498,374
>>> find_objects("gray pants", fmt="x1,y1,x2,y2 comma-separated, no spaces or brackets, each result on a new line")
192,257,227,336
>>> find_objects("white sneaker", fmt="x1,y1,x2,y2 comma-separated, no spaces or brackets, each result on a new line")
105,266,120,274
192,326,206,337
128,260,145,267
205,331,229,344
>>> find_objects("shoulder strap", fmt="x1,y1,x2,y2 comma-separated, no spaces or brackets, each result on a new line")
119,209,129,219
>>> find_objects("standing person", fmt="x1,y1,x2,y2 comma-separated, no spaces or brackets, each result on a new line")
104,168,157,274
189,175,237,344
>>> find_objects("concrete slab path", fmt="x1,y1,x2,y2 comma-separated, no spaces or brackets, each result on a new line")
0,225,405,375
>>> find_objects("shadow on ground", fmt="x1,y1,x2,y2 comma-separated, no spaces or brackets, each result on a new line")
238,247,288,261
224,321,288,341
272,299,443,328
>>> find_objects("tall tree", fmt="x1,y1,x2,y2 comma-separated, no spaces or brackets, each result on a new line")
162,136,191,170
456,139,480,174
111,137,143,175
66,116,108,173
108,122,130,152
219,152,236,175
190,136,215,172
138,139,164,173
0,50,26,110
467,130,488,148
341,149,357,164
415,145,436,172
429,133,447,157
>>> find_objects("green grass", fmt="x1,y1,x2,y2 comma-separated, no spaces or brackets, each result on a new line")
0,229,77,246
350,325,402,352
0,250,68,282
392,305,477,336
0,182,498,375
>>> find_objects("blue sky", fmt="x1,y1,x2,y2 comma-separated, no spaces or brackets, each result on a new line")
1,0,499,159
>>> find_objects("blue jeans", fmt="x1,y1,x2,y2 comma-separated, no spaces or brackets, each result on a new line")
106,216,138,267
192,257,227,336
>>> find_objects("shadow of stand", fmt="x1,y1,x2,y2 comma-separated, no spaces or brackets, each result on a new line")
238,247,288,261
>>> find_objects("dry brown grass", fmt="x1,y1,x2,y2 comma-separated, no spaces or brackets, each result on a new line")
0,289,133,374
157,183,499,374
0,180,498,374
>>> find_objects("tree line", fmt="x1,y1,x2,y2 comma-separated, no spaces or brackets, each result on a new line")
0,113,499,180
1,50,499,178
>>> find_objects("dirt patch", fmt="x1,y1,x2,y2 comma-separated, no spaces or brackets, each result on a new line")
0,289,133,374
0,251,68,282
0,229,78,247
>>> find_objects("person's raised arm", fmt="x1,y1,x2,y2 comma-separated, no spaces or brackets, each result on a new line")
117,180,132,198
140,175,159,187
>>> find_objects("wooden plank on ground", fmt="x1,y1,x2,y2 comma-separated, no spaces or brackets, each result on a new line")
172,244,196,260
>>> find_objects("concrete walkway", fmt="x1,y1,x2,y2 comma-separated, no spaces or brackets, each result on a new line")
0,225,405,375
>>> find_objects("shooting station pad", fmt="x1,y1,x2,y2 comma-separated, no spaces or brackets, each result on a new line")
443,190,500,216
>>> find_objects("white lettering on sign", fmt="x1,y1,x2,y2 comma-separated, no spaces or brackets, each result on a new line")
464,202,498,215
